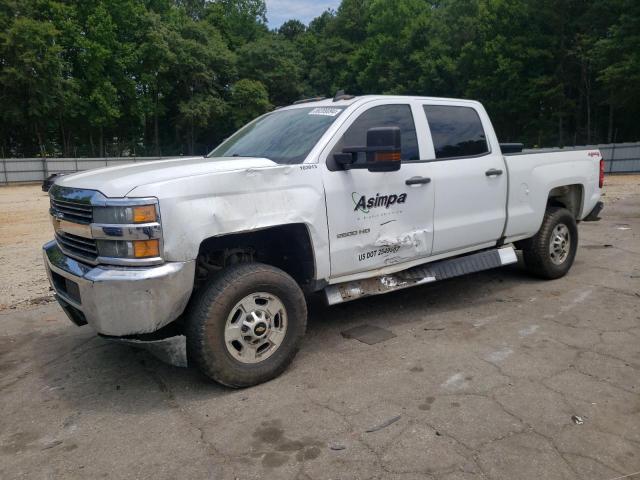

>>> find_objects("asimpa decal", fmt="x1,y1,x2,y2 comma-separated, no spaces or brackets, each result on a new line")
352,192,407,213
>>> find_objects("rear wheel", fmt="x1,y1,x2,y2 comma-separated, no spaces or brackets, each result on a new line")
520,207,578,279
186,263,307,388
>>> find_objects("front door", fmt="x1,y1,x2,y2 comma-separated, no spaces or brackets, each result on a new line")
321,100,435,278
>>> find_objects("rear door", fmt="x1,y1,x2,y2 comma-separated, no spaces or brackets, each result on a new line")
321,99,435,278
420,102,508,254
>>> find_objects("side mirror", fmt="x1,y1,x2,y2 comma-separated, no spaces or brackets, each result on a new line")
365,126,401,172
333,152,355,167
334,126,402,172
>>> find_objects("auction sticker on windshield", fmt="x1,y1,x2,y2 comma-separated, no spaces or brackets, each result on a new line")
309,107,342,117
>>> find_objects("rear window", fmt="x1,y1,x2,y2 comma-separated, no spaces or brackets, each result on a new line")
424,105,489,159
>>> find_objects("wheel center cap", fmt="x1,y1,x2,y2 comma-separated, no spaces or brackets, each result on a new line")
254,322,268,337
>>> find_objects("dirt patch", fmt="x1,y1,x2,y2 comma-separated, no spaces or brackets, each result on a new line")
0,184,53,311
602,174,640,204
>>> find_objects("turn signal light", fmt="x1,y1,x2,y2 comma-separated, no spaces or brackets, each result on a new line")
133,205,157,223
374,151,401,162
133,239,160,258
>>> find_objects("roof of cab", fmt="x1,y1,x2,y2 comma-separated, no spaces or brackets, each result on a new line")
278,94,482,111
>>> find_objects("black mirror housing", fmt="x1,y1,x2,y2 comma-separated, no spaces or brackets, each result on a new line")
366,127,401,172
337,126,402,172
333,152,354,167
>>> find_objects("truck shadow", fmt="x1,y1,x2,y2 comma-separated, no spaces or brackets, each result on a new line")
305,260,538,335
29,259,539,412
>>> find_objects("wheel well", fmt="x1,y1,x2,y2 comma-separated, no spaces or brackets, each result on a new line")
547,184,583,218
195,224,316,290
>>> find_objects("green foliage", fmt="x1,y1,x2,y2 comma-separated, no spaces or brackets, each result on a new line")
0,11,66,154
0,0,638,157
278,19,306,41
237,36,304,105
206,0,268,47
230,79,271,128
593,0,640,141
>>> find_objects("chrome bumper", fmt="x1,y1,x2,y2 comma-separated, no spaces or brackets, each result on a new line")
43,241,195,336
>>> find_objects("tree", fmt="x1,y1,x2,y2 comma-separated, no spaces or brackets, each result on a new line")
278,19,306,40
1,0,638,157
137,10,177,155
206,0,268,47
300,7,362,96
237,36,304,105
230,79,271,128
0,14,65,155
167,10,235,154
593,0,640,142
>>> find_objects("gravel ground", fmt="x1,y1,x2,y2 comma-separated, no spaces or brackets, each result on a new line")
0,184,54,310
0,177,639,480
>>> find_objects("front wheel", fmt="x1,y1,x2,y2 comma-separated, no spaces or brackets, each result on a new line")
520,207,578,279
186,263,307,388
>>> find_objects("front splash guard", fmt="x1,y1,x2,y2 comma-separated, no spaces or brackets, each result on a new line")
100,334,188,367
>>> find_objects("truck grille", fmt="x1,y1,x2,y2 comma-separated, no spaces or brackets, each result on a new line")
55,231,98,262
50,198,93,224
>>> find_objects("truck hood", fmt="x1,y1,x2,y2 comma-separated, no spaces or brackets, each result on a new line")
55,156,278,197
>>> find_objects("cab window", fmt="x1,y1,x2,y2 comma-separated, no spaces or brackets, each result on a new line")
331,104,419,165
424,105,489,159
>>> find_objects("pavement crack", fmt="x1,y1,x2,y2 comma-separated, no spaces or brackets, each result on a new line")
135,357,231,472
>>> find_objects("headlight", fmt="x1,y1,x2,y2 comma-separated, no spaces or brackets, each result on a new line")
93,205,157,224
49,186,163,266
92,203,162,263
96,239,161,259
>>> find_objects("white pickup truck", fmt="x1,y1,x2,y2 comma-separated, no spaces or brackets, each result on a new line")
44,94,604,387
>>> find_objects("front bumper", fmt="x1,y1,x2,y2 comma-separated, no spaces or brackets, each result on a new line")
43,241,195,336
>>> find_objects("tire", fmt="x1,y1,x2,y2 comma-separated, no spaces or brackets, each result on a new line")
520,207,578,279
186,263,307,388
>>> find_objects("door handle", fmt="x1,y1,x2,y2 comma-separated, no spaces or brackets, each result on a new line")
485,168,503,177
405,176,431,186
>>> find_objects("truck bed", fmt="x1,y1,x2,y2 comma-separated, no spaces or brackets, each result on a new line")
503,148,602,243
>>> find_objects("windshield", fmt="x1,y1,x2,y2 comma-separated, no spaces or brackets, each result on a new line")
208,106,345,164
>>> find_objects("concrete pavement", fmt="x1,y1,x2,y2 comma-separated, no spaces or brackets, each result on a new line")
1,190,639,479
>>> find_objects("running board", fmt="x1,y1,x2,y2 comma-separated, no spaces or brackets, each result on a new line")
324,247,518,305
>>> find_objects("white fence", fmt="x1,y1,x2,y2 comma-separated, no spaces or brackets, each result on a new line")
0,156,177,184
522,142,640,174
1,143,640,184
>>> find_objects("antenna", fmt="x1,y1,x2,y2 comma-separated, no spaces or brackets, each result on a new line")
333,90,355,102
